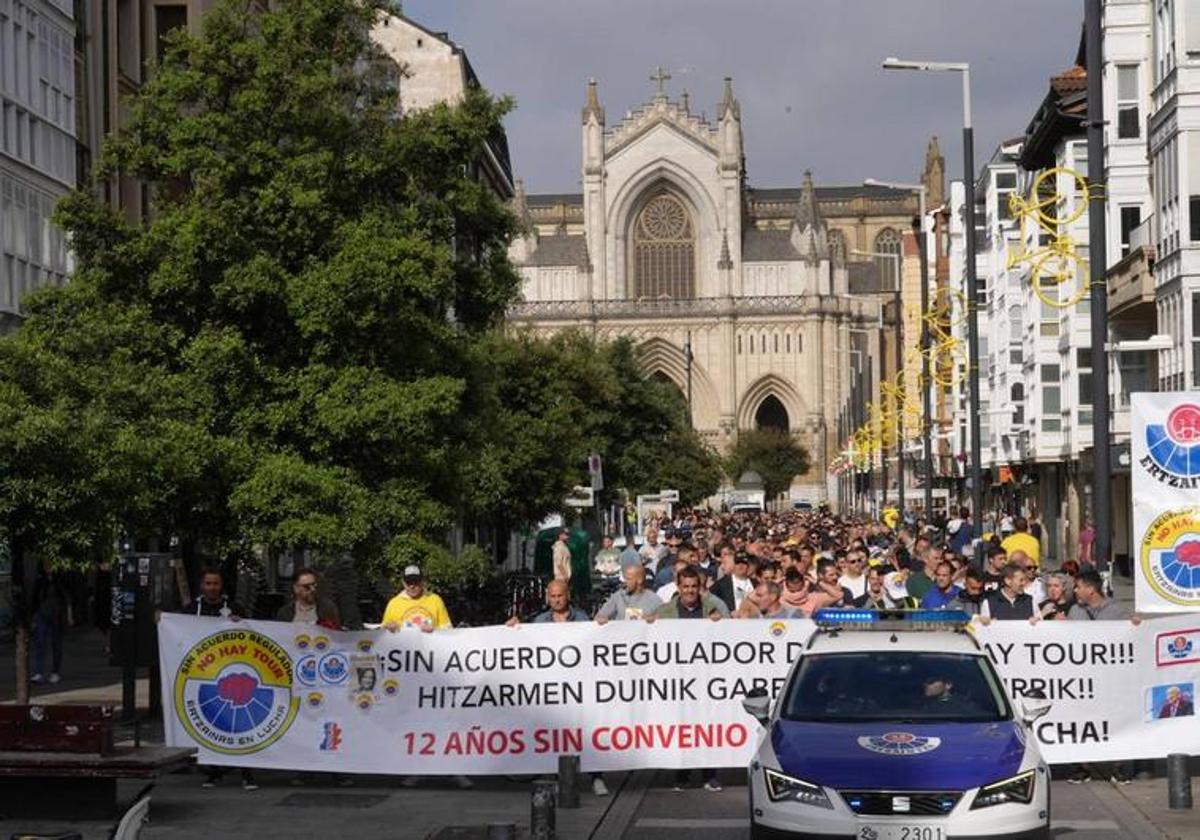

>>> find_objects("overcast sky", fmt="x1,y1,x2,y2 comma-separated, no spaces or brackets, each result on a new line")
402,0,1083,195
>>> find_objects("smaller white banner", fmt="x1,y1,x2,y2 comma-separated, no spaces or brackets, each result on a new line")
1131,392,1200,612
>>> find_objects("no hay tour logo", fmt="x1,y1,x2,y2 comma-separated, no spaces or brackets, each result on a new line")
174,629,298,755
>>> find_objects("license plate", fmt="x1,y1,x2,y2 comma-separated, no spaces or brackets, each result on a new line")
857,826,945,840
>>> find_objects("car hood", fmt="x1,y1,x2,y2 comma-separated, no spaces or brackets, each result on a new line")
770,719,1026,791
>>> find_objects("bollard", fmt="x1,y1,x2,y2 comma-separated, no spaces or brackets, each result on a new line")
557,754,581,809
1168,753,1193,811
531,780,557,840
486,824,517,840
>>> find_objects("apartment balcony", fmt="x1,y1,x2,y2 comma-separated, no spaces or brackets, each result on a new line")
1107,219,1156,321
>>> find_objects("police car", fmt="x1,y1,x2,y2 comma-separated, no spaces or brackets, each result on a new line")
742,610,1052,840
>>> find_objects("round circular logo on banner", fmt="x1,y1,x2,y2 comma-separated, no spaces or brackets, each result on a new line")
1140,508,1200,607
174,629,299,755
1144,404,1200,482
296,654,319,687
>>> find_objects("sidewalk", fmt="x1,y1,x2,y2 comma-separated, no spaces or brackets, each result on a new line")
0,769,619,840
0,623,133,704
1114,778,1200,840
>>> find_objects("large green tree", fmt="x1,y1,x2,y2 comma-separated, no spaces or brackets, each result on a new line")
1,0,521,583
587,340,723,508
726,428,812,499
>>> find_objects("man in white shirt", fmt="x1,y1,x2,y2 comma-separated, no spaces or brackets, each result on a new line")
838,550,868,599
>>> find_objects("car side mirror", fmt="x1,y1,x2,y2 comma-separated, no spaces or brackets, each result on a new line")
742,686,771,724
1020,688,1052,723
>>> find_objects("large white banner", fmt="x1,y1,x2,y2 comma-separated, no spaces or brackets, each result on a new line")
158,614,1200,773
1131,392,1200,612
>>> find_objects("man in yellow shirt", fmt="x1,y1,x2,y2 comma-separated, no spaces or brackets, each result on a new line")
1000,517,1041,569
382,565,451,632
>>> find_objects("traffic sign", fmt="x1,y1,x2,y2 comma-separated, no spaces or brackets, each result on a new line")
565,486,595,508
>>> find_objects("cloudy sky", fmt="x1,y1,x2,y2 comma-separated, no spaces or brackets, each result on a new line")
402,0,1083,195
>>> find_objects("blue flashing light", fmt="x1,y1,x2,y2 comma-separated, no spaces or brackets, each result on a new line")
812,608,972,629
813,609,877,625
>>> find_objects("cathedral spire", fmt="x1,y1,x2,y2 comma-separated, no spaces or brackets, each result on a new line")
681,89,690,113
719,76,740,121
791,169,828,263
581,78,605,125
922,135,945,207
795,169,821,228
511,177,531,224
718,232,733,270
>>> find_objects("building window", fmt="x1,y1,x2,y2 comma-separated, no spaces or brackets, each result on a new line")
1119,350,1151,406
1043,385,1061,414
797,332,803,353
1121,206,1142,255
1192,292,1200,387
828,229,846,263
1011,383,1025,426
1191,196,1200,242
785,334,790,353
632,190,696,299
774,334,779,353
737,335,742,355
154,5,188,64
1041,364,1060,383
1117,65,1140,139
874,227,902,290
996,172,1016,221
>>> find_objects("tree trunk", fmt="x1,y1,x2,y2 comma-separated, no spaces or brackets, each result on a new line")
14,624,29,704
10,538,29,704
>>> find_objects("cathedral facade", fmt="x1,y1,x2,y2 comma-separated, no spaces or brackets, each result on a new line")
508,77,941,504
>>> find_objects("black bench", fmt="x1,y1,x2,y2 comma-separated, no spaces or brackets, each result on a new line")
0,705,194,819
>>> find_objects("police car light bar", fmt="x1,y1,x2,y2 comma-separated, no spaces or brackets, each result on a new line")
812,609,972,630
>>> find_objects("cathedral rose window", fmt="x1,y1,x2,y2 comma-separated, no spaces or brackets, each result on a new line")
633,191,696,299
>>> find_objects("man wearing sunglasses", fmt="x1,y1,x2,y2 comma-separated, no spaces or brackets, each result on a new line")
276,568,341,629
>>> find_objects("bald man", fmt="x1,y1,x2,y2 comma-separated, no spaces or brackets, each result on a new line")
595,565,663,623
506,579,589,625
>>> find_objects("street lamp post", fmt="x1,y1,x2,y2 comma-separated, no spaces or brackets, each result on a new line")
1084,0,1112,575
865,178,932,520
882,57,982,562
853,248,904,514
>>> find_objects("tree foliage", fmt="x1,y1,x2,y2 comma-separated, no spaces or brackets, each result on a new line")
725,428,812,499
0,0,519,573
0,0,723,587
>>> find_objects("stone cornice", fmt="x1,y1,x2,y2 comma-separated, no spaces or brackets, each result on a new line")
605,98,718,157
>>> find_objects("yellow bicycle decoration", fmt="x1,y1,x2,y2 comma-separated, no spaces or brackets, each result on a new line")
1006,167,1092,309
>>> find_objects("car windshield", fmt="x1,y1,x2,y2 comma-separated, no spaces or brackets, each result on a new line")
781,651,1011,723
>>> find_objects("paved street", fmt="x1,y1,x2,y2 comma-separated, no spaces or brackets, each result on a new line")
614,770,1192,840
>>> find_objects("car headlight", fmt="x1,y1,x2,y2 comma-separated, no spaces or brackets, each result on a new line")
763,768,833,809
970,769,1036,809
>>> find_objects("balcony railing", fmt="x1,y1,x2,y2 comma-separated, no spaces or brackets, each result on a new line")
507,294,876,321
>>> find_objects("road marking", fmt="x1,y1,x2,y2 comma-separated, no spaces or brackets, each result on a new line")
636,819,747,829
1052,819,1120,831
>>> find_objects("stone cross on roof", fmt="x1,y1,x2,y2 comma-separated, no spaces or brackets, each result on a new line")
650,65,671,99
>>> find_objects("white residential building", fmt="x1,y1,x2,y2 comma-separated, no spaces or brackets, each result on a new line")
1149,0,1200,391
0,0,75,330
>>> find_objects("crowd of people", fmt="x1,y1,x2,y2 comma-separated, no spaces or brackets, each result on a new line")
174,503,1137,794
574,507,1127,627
